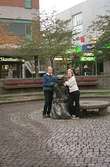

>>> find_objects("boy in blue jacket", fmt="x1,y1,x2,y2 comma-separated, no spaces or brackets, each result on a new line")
43,66,57,118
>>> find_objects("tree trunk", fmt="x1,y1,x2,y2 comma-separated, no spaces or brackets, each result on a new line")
34,56,38,78
50,57,54,68
0,64,1,78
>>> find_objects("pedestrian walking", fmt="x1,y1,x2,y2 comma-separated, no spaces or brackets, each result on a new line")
64,69,80,118
43,66,57,118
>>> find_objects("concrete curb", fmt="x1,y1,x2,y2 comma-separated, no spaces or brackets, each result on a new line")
0,94,110,105
0,96,43,105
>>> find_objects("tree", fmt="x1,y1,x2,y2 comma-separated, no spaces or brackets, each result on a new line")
41,13,73,67
18,12,73,76
17,17,43,77
89,13,110,61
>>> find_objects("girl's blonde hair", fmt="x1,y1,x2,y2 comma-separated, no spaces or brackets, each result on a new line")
67,69,74,76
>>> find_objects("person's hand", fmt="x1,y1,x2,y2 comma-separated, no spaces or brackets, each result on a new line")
64,82,66,86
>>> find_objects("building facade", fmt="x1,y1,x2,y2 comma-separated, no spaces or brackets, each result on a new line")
57,0,110,75
0,0,39,38
0,0,39,78
57,0,110,44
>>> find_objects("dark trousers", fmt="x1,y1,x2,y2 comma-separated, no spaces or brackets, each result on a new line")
43,90,53,116
67,90,80,117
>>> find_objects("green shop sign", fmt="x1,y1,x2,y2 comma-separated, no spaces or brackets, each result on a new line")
66,46,82,54
104,43,110,48
80,52,96,62
80,56,96,62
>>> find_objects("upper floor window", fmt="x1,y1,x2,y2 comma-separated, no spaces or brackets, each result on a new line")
8,22,32,38
24,0,32,9
72,12,83,27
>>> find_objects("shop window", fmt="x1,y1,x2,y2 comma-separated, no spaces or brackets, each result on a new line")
24,0,32,9
25,24,32,37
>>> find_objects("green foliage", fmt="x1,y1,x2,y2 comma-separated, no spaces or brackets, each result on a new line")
90,13,110,60
18,12,73,67
41,13,73,66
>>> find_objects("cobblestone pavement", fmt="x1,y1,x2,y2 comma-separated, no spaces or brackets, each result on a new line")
0,101,110,167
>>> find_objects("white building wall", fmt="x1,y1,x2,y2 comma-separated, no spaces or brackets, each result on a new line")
84,0,110,41
57,0,110,44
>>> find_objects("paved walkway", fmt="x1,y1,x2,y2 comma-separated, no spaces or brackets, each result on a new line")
0,101,110,167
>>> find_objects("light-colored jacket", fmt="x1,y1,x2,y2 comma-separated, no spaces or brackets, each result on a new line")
65,76,79,93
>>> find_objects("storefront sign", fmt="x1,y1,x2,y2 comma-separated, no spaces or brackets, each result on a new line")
82,44,95,52
83,53,95,57
80,56,96,62
0,57,19,62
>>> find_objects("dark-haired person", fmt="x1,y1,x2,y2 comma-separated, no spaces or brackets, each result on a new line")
43,66,57,118
64,69,80,118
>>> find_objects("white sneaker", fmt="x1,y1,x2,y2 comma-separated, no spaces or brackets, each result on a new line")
75,117,80,119
71,115,76,119
71,115,80,119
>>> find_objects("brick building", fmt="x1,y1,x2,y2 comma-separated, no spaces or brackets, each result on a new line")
0,0,39,8
0,0,39,41
0,0,39,78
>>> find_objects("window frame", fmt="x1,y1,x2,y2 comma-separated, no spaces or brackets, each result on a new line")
24,0,32,9
72,12,83,27
25,23,32,38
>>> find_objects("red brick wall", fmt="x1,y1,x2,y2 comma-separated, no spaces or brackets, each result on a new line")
33,0,39,9
0,0,39,9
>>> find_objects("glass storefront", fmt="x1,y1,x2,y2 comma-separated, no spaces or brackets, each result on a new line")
0,57,23,79
71,54,96,76
66,45,98,76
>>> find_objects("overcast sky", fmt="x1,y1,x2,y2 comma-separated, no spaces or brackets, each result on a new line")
40,0,86,12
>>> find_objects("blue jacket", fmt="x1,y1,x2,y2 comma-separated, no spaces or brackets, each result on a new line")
43,73,57,91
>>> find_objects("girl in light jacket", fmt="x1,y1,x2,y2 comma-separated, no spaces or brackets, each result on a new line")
64,69,80,118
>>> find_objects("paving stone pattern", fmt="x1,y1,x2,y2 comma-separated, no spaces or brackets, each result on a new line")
0,101,110,167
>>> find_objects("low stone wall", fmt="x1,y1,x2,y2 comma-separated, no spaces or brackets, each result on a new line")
97,75,110,88
0,79,4,94
0,79,42,94
0,75,110,94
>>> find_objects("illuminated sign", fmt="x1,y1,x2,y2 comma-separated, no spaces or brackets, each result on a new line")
66,46,82,54
74,46,82,53
104,43,110,48
82,44,95,51
0,57,19,62
83,53,95,57
80,56,96,62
